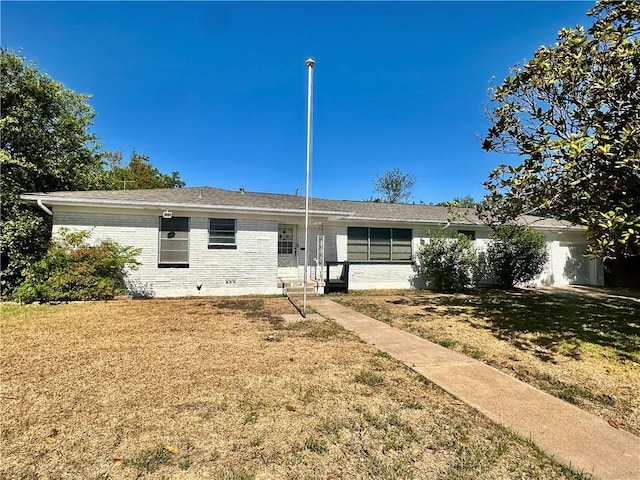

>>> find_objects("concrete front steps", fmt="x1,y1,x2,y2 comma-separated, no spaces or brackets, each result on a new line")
279,278,323,297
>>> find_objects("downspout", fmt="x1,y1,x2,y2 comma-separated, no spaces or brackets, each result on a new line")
548,241,554,286
37,199,53,216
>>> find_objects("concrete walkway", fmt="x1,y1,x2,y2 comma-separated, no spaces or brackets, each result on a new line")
308,298,640,480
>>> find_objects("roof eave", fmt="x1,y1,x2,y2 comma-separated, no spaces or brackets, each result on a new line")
19,194,584,230
19,194,351,218
343,215,479,225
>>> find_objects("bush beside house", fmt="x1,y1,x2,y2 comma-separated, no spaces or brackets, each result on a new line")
416,225,549,292
13,229,140,303
477,225,549,288
416,232,477,292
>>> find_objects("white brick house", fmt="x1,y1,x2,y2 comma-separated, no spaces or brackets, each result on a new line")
21,187,604,297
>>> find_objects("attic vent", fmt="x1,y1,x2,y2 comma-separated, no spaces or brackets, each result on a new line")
198,188,203,199
239,188,245,194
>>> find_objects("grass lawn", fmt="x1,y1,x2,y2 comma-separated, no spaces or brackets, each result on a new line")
333,287,640,437
0,297,591,479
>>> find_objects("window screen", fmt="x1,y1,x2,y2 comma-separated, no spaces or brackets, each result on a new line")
159,217,189,266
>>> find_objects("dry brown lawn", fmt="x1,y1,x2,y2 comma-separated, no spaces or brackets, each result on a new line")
1,297,590,479
333,287,640,438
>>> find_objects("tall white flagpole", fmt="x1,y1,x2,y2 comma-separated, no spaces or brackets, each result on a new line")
303,58,315,318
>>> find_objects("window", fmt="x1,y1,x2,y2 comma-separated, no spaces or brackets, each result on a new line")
159,217,189,267
392,228,412,260
346,227,368,261
278,226,295,255
209,218,237,248
458,230,476,240
347,227,412,262
370,228,391,260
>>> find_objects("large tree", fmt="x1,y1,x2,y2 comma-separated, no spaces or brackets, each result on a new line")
371,168,416,203
1,50,104,294
0,51,185,295
480,0,640,259
103,151,185,189
437,195,477,208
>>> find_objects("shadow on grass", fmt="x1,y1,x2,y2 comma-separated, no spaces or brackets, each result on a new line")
425,290,639,362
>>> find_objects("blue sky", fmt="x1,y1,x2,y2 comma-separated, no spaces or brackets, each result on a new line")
3,1,592,203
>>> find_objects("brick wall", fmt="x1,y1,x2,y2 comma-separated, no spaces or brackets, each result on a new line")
53,208,280,297
50,206,602,296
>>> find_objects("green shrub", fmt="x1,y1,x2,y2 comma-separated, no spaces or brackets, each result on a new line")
477,225,548,288
13,229,140,303
416,230,477,292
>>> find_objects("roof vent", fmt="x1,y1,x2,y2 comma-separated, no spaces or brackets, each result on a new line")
239,187,245,194
198,188,203,199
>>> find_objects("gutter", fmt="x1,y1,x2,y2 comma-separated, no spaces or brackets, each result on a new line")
20,194,352,219
36,199,53,216
21,194,583,231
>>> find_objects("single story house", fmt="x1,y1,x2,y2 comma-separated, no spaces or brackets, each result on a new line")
21,186,604,297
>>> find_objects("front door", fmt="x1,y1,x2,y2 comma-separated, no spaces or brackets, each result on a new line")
278,225,297,277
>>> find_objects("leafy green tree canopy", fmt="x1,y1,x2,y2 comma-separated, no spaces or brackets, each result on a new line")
1,50,104,198
0,50,185,296
480,0,640,259
1,50,104,294
371,168,416,203
437,196,477,208
103,151,185,189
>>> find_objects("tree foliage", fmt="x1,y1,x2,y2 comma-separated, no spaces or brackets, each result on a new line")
480,0,640,259
1,50,185,295
416,231,477,292
477,225,549,288
1,50,103,294
372,168,416,203
437,196,477,208
13,229,141,303
103,151,185,189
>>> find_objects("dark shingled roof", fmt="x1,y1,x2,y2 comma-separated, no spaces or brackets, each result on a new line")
21,186,579,229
